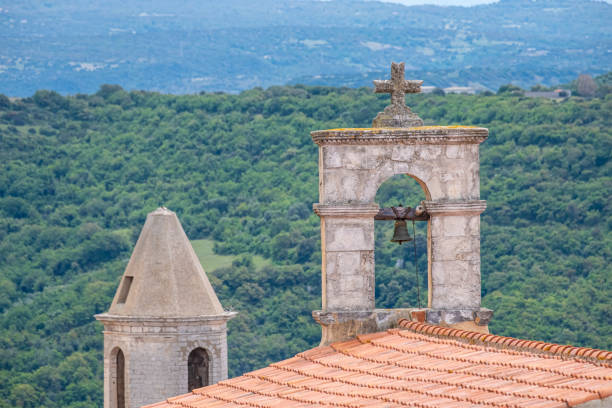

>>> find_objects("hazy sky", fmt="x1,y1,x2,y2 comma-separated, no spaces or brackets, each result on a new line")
378,0,609,5
378,0,497,5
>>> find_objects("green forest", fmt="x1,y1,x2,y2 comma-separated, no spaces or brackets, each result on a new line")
0,81,610,407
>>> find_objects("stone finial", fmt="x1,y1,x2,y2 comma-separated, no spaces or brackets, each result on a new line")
372,62,424,128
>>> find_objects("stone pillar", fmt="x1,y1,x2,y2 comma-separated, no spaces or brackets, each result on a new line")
424,200,492,328
312,204,388,345
314,204,380,312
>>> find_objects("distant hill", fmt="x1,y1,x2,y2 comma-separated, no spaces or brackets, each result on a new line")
1,0,610,96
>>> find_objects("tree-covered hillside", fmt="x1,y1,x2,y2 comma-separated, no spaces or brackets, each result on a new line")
0,85,610,407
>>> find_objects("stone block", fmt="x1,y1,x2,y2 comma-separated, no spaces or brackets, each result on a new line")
323,147,343,169
416,145,442,160
324,251,374,311
431,260,470,286
467,216,480,236
445,145,465,159
325,219,373,252
442,216,468,237
466,144,479,160
391,145,415,161
430,217,444,237
467,161,481,199
343,146,366,169
431,284,481,309
322,169,377,204
432,236,470,261
364,147,389,169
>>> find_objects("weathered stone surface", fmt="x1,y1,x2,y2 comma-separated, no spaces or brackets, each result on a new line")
315,138,486,204
324,218,374,252
431,284,481,309
312,308,416,345
324,251,374,311
474,308,494,326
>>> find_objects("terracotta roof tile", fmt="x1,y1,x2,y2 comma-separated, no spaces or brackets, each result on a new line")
146,323,612,407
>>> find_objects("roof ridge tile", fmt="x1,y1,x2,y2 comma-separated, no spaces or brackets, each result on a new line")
397,320,612,366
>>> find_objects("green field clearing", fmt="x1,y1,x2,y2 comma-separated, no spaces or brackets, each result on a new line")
191,239,268,271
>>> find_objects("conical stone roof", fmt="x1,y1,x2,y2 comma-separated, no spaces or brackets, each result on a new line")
107,207,225,317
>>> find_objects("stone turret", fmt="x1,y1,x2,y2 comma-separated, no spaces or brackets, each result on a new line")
95,208,236,408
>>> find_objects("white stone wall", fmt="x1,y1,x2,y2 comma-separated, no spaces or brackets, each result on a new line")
319,144,481,204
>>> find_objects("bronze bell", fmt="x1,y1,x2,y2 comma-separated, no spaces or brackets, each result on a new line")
390,220,412,244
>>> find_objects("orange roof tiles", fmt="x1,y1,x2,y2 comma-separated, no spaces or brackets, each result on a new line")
144,321,612,408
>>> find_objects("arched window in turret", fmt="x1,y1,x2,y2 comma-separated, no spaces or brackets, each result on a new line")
188,348,210,391
110,347,125,408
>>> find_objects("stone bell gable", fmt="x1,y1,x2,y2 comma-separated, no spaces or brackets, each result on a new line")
311,64,492,345
95,208,236,408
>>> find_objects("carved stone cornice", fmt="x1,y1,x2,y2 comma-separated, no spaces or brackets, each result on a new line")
423,200,487,216
311,126,488,146
94,312,237,327
313,204,380,218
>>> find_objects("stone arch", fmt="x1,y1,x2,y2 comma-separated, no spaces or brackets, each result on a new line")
109,347,126,408
188,347,210,391
374,172,431,203
374,173,431,309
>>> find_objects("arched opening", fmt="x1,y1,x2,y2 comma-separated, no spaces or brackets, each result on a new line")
188,348,210,391
375,174,430,308
110,347,125,408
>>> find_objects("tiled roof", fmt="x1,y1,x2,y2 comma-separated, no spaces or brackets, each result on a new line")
144,321,612,408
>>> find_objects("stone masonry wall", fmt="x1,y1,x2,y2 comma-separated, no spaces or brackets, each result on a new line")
319,143,481,204
100,318,230,408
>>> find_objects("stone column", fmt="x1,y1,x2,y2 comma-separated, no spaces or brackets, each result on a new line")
424,200,492,327
314,204,380,311
312,204,381,344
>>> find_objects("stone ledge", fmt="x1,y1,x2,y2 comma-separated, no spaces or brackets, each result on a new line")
423,200,487,215
426,308,493,326
313,203,380,217
312,308,420,345
95,312,237,327
312,308,492,345
311,126,488,146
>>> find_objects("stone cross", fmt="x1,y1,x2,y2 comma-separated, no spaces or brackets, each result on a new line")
374,62,423,108
372,62,424,128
